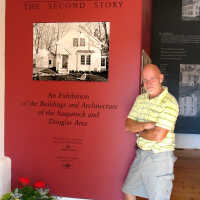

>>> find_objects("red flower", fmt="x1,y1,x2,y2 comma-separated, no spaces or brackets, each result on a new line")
34,181,46,189
19,177,29,185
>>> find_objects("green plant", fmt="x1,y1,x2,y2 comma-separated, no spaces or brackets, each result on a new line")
1,178,56,200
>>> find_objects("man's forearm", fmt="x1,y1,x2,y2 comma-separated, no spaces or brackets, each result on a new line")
125,118,155,133
139,127,169,142
139,129,157,141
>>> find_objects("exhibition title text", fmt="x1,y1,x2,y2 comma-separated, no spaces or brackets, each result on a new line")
24,0,125,10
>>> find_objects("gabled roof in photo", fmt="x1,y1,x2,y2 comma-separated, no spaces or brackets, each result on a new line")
57,23,104,47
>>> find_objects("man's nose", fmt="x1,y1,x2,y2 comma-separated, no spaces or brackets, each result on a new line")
145,79,153,84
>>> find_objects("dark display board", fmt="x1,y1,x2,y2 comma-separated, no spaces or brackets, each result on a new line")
4,1,145,200
152,0,200,134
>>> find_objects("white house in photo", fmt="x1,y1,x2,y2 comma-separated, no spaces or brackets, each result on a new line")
55,25,105,74
33,25,108,75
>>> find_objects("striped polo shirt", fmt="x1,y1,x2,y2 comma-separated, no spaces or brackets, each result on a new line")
128,87,179,153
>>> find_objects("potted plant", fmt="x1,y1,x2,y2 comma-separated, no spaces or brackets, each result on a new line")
1,177,56,200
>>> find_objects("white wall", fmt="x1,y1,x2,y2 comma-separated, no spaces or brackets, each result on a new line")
0,2,12,197
176,133,200,149
0,0,5,157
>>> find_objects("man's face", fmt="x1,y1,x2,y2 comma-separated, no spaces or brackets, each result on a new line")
142,67,163,98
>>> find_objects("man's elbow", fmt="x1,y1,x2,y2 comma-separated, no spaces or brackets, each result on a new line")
125,119,132,132
153,128,168,142
125,123,131,132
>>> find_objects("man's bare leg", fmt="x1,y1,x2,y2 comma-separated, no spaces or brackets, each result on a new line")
124,194,136,200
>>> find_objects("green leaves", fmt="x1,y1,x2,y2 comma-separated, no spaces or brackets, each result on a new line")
1,186,55,200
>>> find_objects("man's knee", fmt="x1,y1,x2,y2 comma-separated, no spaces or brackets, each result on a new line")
124,193,136,200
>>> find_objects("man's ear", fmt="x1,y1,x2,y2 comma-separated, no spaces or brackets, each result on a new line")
160,74,164,83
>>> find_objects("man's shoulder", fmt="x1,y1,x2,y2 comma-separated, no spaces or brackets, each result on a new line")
163,91,179,109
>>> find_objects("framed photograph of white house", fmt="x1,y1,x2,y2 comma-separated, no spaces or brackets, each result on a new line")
182,0,200,21
33,22,110,81
179,64,200,117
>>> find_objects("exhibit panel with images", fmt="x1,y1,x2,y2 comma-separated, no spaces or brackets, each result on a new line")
152,0,200,134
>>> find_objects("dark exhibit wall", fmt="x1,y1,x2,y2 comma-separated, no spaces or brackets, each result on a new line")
4,1,150,200
142,0,152,56
152,0,200,134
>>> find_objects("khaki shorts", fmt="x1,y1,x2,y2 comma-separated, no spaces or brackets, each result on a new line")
122,149,177,200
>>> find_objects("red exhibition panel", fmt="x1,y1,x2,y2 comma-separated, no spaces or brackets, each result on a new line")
4,1,150,199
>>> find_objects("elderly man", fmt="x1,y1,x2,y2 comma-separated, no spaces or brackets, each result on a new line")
122,64,179,200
